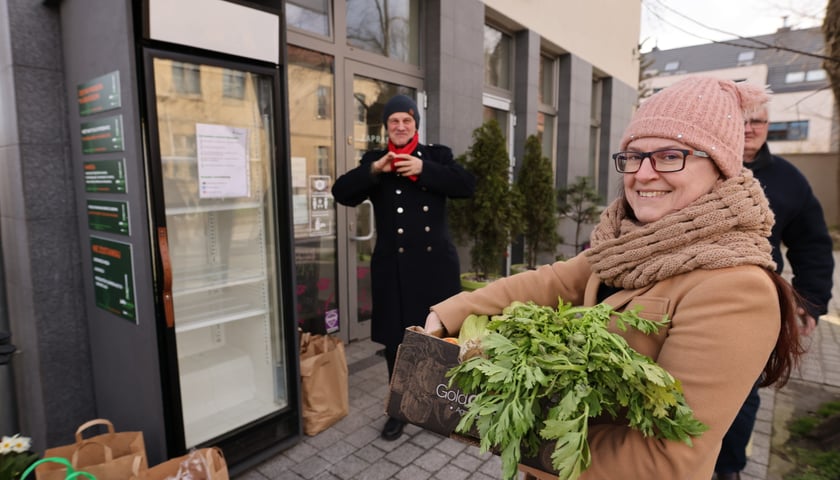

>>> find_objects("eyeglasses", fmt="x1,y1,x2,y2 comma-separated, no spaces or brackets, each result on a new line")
612,149,710,173
744,119,768,128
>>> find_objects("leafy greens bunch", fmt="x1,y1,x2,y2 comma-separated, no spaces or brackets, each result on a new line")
446,300,708,480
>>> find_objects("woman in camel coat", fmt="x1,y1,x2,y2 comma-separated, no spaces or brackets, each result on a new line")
425,77,804,480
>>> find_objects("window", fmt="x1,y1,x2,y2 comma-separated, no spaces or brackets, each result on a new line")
663,61,679,72
316,85,331,119
785,69,826,83
737,51,755,63
785,71,806,83
286,0,331,37
484,25,512,90
172,62,201,94
537,112,555,169
539,55,555,105
768,120,808,141
538,54,558,174
346,0,420,65
589,77,603,186
172,134,196,157
222,69,246,99
316,146,330,172
806,69,827,82
355,93,366,123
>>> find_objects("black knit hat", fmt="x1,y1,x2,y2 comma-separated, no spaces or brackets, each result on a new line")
382,94,420,126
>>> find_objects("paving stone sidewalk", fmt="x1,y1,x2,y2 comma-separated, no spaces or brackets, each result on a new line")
240,252,840,480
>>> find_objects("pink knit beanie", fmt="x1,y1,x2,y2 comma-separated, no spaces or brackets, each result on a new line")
620,76,768,178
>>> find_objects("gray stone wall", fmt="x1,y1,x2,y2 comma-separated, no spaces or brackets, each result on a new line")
0,0,94,450
424,0,484,157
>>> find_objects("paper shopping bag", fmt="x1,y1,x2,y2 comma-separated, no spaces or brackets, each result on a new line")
299,332,349,436
131,448,227,480
36,419,147,480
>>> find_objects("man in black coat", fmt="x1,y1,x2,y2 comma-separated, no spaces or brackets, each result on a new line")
715,105,835,480
332,94,475,440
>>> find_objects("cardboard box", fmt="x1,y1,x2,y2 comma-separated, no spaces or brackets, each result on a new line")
386,326,559,477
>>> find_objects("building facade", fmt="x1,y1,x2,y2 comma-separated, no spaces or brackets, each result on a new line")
642,26,839,227
0,0,640,469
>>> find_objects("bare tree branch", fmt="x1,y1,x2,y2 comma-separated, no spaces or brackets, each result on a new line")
645,0,839,63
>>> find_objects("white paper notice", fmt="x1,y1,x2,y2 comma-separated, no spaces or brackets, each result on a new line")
196,123,250,198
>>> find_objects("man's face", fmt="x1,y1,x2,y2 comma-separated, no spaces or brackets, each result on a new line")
386,112,416,147
743,108,769,163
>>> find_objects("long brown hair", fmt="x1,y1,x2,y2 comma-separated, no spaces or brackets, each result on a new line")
759,269,806,388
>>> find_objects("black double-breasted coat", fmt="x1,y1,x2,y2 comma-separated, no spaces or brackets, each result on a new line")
331,143,475,349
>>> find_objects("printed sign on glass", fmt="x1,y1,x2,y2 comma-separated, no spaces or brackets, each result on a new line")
195,123,250,199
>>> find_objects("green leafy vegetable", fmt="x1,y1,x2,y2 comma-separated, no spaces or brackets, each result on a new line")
447,299,708,480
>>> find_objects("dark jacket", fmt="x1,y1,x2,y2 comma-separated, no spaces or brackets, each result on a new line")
745,143,834,318
332,143,475,347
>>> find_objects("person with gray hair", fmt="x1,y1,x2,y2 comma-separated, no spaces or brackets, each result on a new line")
714,102,834,480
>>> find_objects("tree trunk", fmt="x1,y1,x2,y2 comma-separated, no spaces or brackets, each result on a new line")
823,0,840,226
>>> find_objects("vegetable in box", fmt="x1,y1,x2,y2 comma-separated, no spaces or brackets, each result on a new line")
447,299,707,480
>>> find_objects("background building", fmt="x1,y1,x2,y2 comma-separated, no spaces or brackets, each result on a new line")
642,26,839,227
0,0,641,471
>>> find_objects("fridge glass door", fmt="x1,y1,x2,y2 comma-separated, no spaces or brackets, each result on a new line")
151,57,287,447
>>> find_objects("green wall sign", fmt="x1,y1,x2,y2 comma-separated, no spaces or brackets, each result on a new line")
87,199,130,235
90,236,136,322
77,71,121,116
84,158,127,193
81,115,124,154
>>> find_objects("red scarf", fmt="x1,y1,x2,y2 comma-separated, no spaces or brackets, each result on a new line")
388,132,419,181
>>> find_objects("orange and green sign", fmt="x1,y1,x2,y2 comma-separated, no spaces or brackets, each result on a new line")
90,236,136,322
77,71,121,116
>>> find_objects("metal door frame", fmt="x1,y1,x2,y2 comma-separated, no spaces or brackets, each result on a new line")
335,59,423,343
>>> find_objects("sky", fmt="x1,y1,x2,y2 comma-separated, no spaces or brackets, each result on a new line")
640,0,828,52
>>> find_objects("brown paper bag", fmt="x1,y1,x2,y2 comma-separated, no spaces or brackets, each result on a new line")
36,419,147,480
299,332,349,436
131,448,227,480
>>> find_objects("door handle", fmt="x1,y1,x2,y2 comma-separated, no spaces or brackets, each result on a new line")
349,199,374,241
157,226,175,328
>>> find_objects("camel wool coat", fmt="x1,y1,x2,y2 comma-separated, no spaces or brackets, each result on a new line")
431,252,781,480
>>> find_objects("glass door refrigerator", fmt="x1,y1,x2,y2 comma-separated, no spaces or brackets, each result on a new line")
142,48,299,469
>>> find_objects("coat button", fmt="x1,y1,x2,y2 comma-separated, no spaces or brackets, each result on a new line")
398,247,405,253
397,228,404,234
422,206,429,212
426,246,432,252
425,226,430,232
396,189,402,195
397,207,404,213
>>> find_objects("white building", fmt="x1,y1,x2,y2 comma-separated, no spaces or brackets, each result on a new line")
641,26,838,226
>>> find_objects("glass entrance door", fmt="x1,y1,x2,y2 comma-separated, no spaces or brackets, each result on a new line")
285,49,421,344
340,62,422,341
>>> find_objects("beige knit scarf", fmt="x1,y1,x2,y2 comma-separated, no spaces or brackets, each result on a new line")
585,171,776,289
